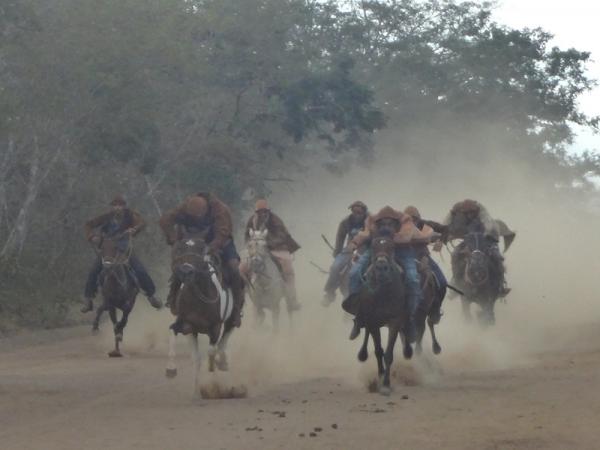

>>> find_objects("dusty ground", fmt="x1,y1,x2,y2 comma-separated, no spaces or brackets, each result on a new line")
1,296,599,450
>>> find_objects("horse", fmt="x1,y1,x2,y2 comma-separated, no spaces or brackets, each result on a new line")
245,229,287,331
164,232,237,397
91,235,138,357
414,256,442,356
350,236,412,395
454,231,499,326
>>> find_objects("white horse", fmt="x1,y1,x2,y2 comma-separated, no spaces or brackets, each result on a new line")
244,229,288,332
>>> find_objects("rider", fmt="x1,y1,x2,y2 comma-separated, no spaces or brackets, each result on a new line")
240,199,302,311
443,199,511,297
82,195,162,313
342,206,435,342
322,201,369,306
159,192,245,327
403,206,448,324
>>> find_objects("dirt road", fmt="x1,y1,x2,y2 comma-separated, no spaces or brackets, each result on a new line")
1,297,599,450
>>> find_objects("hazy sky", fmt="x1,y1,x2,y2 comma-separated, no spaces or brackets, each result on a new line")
492,0,600,154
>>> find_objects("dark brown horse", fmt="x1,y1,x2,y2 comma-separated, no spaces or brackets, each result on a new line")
165,232,237,396
456,231,499,326
414,257,442,355
352,236,412,395
91,236,138,357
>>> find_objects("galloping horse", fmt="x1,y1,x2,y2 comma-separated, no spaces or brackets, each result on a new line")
245,229,287,331
456,231,499,326
414,257,442,355
165,231,237,396
350,236,412,395
91,235,138,357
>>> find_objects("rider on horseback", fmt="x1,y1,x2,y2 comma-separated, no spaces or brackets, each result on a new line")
442,199,513,298
160,193,245,327
81,195,162,313
322,201,368,306
403,206,448,324
240,199,302,312
343,206,436,342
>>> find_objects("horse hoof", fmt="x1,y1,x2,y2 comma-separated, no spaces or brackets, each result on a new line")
357,348,368,362
379,386,392,396
91,327,99,335
433,342,442,355
108,350,123,358
403,345,413,360
165,368,178,379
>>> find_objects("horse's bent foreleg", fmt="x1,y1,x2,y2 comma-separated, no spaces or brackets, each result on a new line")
357,329,370,362
165,327,178,378
427,317,442,355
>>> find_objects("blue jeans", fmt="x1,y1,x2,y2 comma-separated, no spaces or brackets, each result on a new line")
84,254,155,297
428,255,447,301
349,247,423,315
324,251,353,293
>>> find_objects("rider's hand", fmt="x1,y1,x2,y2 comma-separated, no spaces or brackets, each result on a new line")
432,241,443,252
90,235,101,245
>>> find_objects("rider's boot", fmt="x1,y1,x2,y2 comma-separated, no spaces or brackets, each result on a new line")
230,283,245,328
321,290,336,307
284,282,301,312
80,296,94,313
146,295,163,309
349,317,362,340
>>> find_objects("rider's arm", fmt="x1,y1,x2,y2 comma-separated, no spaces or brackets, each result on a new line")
84,212,111,241
129,210,146,236
159,206,183,245
334,218,348,256
208,200,234,252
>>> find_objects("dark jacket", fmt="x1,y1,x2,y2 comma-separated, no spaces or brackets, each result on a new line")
84,209,145,241
245,212,300,253
334,215,367,256
159,193,233,251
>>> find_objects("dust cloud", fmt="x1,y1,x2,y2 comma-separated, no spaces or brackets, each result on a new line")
96,130,600,393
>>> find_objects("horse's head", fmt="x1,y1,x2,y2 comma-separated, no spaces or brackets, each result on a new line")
464,232,489,286
99,236,130,270
370,236,401,284
247,229,269,272
171,231,212,283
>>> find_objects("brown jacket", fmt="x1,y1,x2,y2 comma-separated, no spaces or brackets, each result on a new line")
84,209,145,241
334,214,367,256
245,212,300,253
159,193,233,251
351,210,433,248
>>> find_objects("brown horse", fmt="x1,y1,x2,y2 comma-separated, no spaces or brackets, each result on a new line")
91,236,138,357
165,232,237,396
414,257,442,356
352,236,412,395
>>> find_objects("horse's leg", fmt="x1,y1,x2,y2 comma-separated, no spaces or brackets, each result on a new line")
461,297,473,323
107,307,122,357
272,299,280,334
165,326,178,378
189,333,201,397
427,317,442,355
380,325,399,396
216,322,235,371
92,301,106,334
357,328,370,362
370,326,385,378
415,307,427,356
208,325,221,373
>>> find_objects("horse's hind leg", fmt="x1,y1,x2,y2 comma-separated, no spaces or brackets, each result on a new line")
380,326,399,396
189,334,201,397
427,317,442,355
165,325,178,378
357,329,370,362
